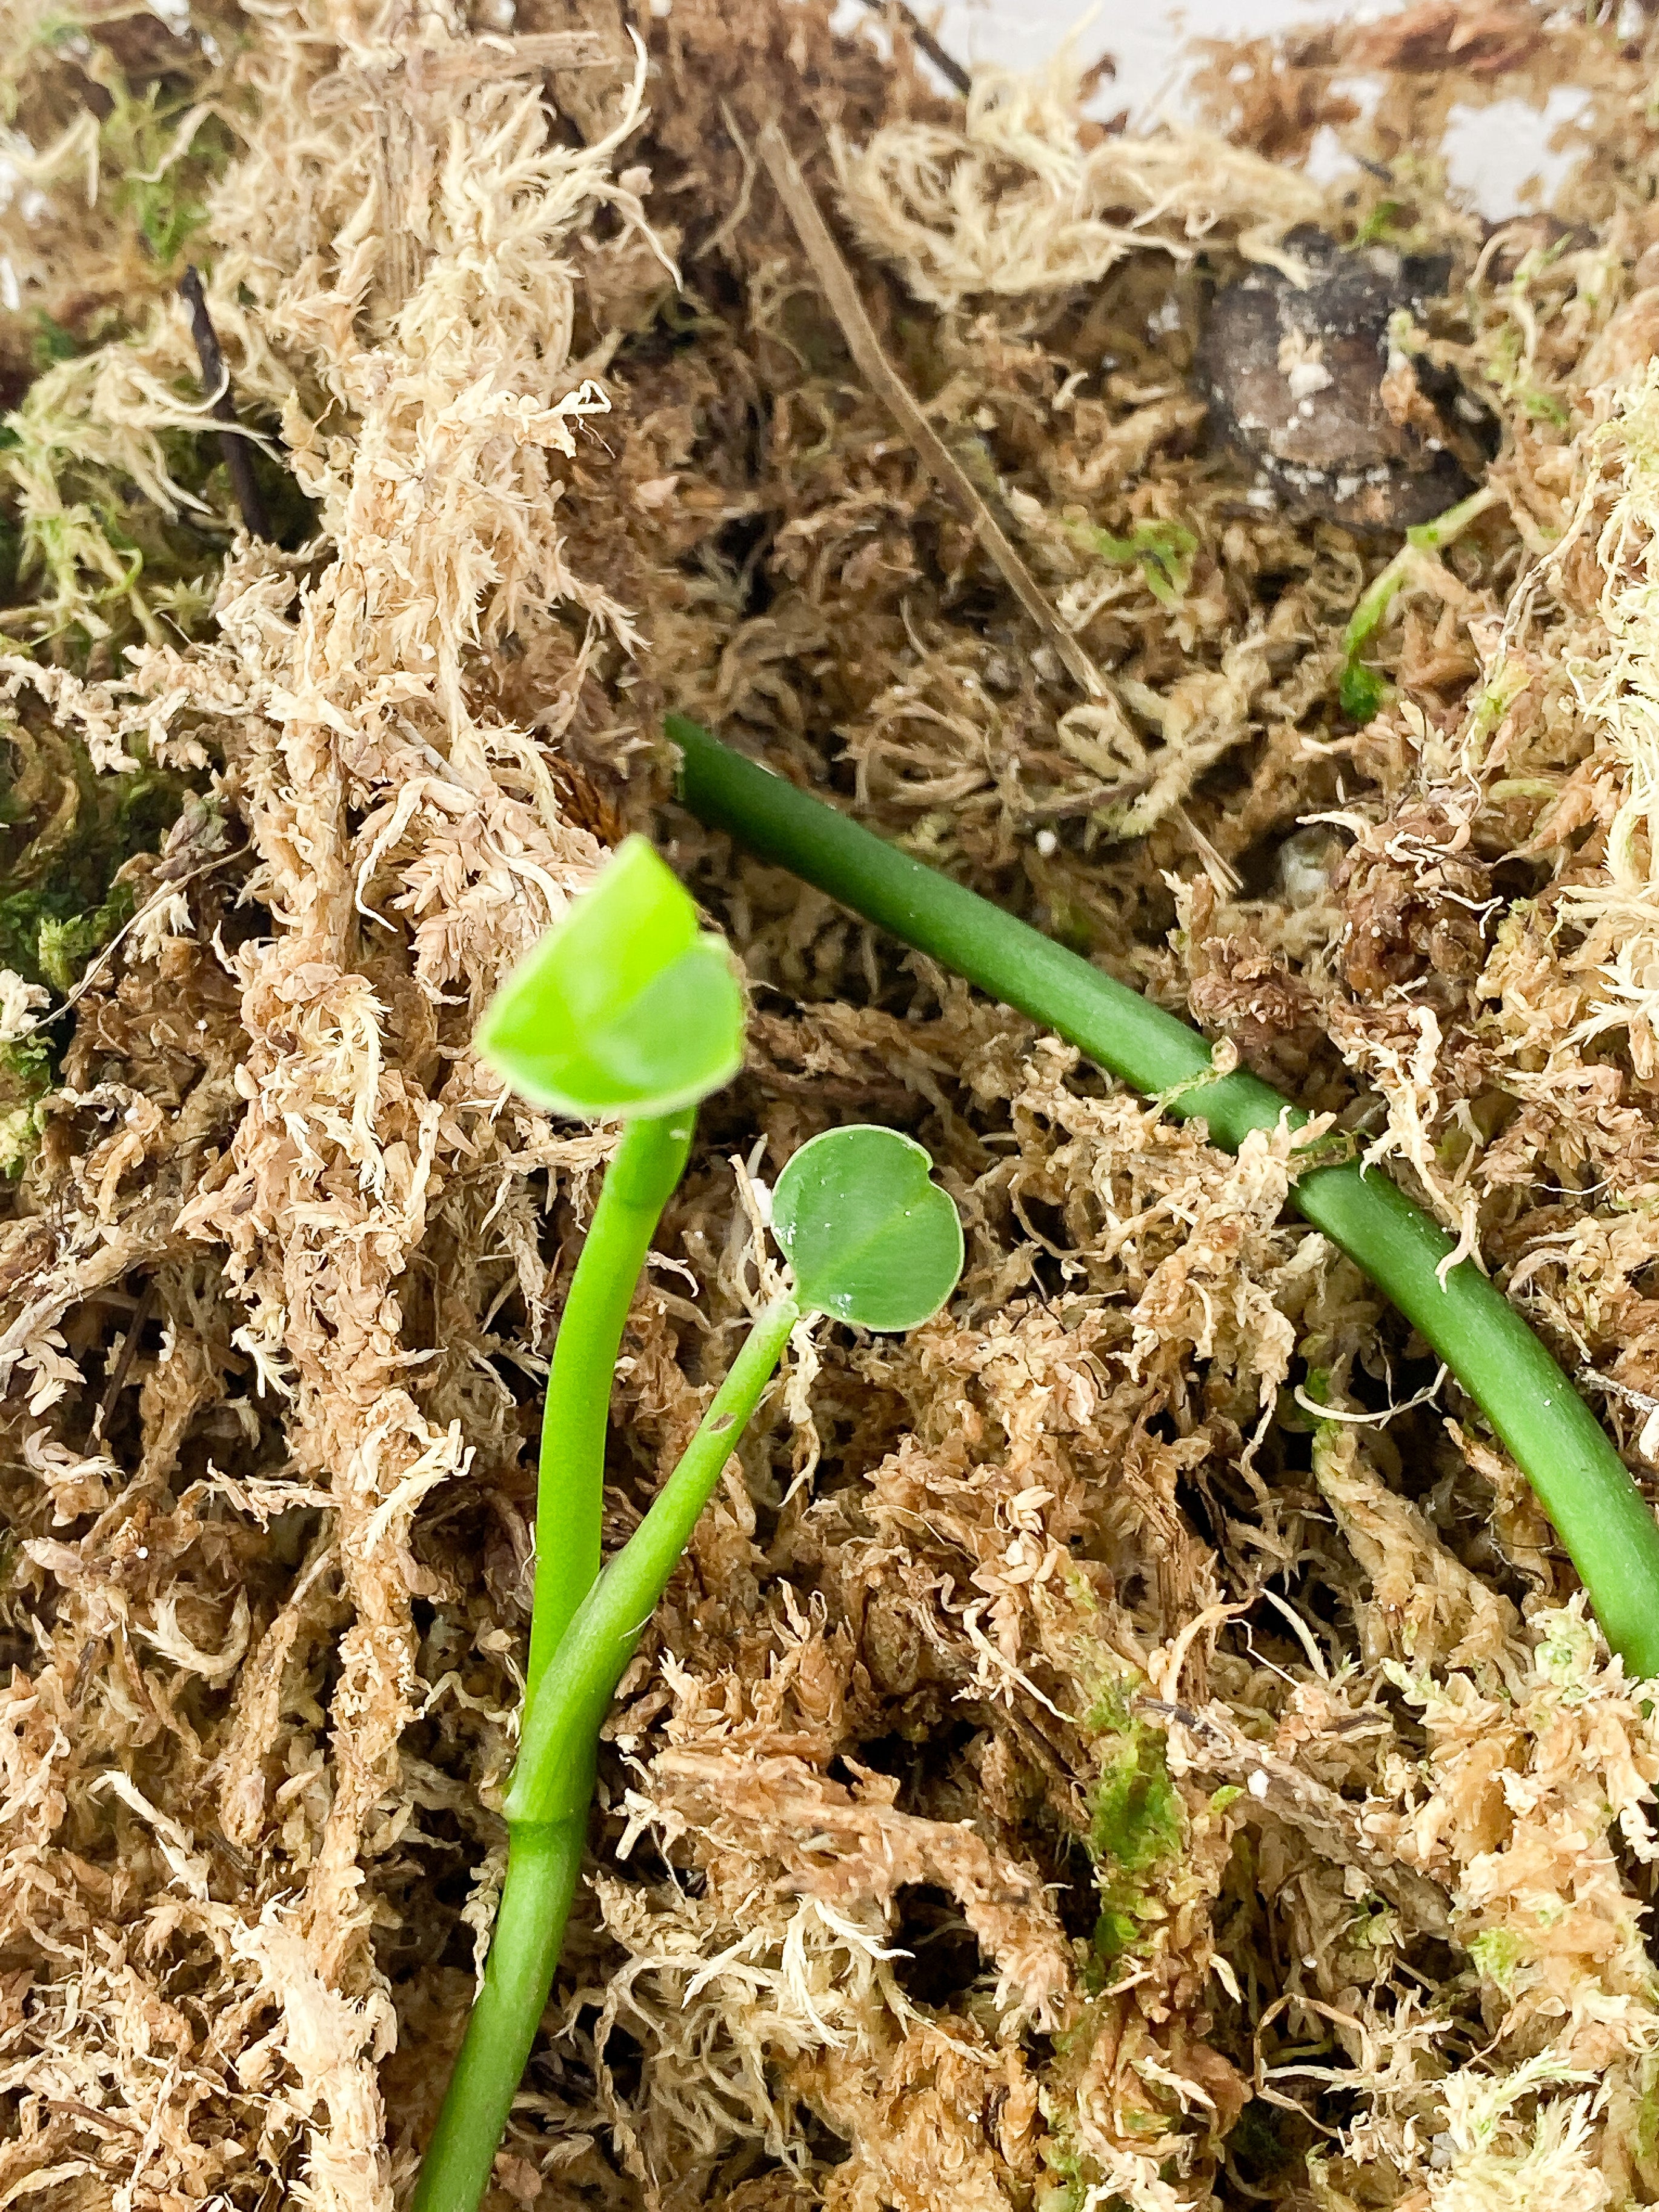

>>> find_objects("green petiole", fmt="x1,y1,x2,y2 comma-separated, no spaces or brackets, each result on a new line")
409,1782,595,2212
526,1109,692,1700
415,1289,800,2212
506,1293,802,1825
415,1114,692,2212
508,1118,964,1827
504,1113,966,1831
413,1112,690,2212
415,844,746,2212
669,712,1659,1681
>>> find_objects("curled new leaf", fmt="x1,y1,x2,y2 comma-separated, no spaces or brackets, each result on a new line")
772,1124,963,1331
477,835,745,1119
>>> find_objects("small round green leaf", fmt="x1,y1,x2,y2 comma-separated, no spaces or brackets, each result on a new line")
771,1125,963,1332
477,836,745,1119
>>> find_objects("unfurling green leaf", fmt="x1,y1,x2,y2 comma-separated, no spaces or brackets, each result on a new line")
771,1123,963,1331
477,835,744,1120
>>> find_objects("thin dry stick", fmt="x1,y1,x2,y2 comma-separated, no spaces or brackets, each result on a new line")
92,1276,156,1443
755,122,1135,737
33,845,246,1029
179,268,272,543
854,0,972,95
310,30,610,110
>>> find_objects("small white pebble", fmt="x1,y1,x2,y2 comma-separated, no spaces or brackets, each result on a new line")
1247,1767,1270,1801
1286,359,1334,402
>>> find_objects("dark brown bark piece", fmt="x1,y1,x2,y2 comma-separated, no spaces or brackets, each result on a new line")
1195,227,1481,534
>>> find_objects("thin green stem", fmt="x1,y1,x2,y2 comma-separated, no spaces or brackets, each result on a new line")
670,713,1659,1679
507,1295,802,1827
415,1112,693,2212
409,1758,596,2212
1339,487,1499,718
414,1292,797,2210
528,1111,693,1697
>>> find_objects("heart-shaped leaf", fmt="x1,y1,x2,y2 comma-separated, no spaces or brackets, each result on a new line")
771,1124,963,1332
478,836,745,1119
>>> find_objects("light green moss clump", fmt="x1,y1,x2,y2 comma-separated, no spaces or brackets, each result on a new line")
1083,1678,1184,1971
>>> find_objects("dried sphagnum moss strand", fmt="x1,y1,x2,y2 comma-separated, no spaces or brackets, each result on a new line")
831,50,1326,305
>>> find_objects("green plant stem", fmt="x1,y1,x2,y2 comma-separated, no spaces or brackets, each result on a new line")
670,712,1659,1679
415,1112,692,2212
409,1754,596,2212
527,1110,694,1700
507,1294,801,1826
1339,486,1499,712
414,1292,797,2209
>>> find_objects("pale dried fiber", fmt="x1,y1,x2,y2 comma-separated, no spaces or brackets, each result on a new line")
832,47,1325,311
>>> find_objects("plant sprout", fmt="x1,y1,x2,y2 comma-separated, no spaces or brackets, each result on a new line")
414,849,964,2212
504,1124,963,1828
476,835,744,1692
413,839,742,2212
1337,485,1498,722
670,711,1659,1682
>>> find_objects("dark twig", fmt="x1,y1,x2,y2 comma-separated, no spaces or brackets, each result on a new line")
93,1276,156,1443
856,0,972,95
179,266,273,542
69,1632,107,1708
1582,1368,1659,1418
44,2100,145,2141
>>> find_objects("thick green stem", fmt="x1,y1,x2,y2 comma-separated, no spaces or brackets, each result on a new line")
409,1756,596,2212
528,1111,693,1698
670,713,1659,1679
507,1295,801,1826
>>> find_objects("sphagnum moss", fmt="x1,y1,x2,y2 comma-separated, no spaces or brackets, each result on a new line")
16,7,1659,2210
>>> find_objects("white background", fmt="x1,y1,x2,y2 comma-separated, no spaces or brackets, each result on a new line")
832,0,1601,219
